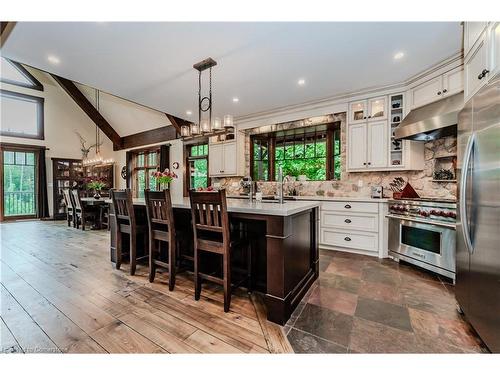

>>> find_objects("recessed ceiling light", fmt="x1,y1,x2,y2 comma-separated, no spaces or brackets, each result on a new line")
394,52,405,60
47,55,60,65
297,79,306,86
186,110,192,116
232,97,239,103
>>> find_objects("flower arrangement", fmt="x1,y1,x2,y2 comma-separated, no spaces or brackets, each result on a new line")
86,177,107,191
151,168,178,189
85,177,107,199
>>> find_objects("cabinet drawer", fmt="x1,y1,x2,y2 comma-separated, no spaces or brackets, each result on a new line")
320,229,378,252
320,201,378,213
321,211,378,232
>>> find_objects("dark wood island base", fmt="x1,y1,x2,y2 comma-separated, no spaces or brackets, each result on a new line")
108,200,319,325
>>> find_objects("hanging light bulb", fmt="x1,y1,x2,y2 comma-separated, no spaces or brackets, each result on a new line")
212,117,222,130
200,119,211,133
191,123,200,135
224,114,234,128
181,125,191,137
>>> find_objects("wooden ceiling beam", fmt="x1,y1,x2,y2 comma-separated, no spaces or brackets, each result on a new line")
121,126,178,150
0,22,16,49
165,113,191,135
51,74,123,150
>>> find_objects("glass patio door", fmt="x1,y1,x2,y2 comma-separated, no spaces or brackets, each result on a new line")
2,149,37,219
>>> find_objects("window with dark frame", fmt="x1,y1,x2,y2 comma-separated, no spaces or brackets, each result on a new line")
130,148,160,198
186,143,209,192
0,58,44,91
250,123,341,181
0,90,44,140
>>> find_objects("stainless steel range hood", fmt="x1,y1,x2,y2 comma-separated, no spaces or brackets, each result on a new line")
394,92,463,141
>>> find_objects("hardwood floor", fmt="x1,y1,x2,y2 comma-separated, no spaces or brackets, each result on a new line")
0,220,291,354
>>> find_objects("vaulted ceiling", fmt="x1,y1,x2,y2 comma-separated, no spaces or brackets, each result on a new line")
2,22,462,123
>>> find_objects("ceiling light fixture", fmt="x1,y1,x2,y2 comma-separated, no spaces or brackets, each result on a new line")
394,52,405,60
180,57,234,139
47,55,60,65
232,97,239,103
186,110,192,116
297,78,306,86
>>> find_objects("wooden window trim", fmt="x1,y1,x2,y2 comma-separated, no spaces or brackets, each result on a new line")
250,122,341,182
0,59,44,91
128,147,160,198
183,142,210,197
0,89,45,140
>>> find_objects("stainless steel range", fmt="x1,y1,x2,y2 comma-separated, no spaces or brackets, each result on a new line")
387,198,457,280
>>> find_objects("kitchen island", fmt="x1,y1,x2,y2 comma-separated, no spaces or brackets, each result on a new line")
102,197,320,325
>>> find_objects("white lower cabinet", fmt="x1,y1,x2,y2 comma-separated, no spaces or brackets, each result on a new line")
319,200,388,258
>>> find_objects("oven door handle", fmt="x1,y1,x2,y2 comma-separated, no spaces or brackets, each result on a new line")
385,214,456,229
459,133,475,255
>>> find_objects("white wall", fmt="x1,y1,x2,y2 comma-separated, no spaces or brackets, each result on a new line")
0,66,115,217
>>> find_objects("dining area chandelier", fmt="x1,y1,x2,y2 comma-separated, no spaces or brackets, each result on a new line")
180,57,234,139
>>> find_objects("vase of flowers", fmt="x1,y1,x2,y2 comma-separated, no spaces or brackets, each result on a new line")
86,178,107,199
151,168,178,190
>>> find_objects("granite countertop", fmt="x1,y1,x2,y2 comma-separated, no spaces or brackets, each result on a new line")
227,195,389,203
86,197,320,217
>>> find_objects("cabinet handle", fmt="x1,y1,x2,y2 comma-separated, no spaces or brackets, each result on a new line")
437,91,442,95
368,115,372,118
363,162,367,165
367,162,372,165
478,69,489,80
363,116,367,119
344,219,352,223
344,204,351,209
344,237,352,242
443,89,448,93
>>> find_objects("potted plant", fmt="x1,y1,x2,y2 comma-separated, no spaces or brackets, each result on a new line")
151,168,178,190
86,177,107,199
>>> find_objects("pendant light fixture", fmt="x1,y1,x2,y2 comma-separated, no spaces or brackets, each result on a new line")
83,88,113,166
180,57,234,140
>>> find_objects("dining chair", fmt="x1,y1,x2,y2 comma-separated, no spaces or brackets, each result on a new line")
110,189,148,275
189,189,251,312
144,189,177,290
62,189,75,227
71,189,97,231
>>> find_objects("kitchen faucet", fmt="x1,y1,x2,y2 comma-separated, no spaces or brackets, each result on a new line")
242,175,254,202
277,166,289,204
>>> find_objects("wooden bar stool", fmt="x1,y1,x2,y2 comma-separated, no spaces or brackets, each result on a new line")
110,189,148,275
144,189,177,291
71,189,97,231
62,189,75,227
189,189,251,312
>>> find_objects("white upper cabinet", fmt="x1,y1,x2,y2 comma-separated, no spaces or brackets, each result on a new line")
347,123,368,169
367,97,387,121
347,93,424,172
409,76,443,109
489,22,500,79
442,67,464,96
464,22,488,58
208,131,245,177
349,100,368,124
463,22,500,102
367,121,388,168
408,66,464,110
208,143,224,176
349,98,387,124
465,32,489,102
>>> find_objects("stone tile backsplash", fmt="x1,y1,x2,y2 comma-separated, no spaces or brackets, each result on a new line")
213,114,457,200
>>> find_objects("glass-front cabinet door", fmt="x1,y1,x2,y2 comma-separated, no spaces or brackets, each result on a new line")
349,100,367,124
368,96,387,121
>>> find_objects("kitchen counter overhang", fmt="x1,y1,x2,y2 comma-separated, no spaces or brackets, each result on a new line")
102,196,320,325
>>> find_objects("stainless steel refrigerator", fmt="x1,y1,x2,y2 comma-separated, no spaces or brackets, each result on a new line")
456,76,500,353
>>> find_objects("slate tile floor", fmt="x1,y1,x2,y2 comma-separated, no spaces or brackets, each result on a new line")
286,250,488,353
